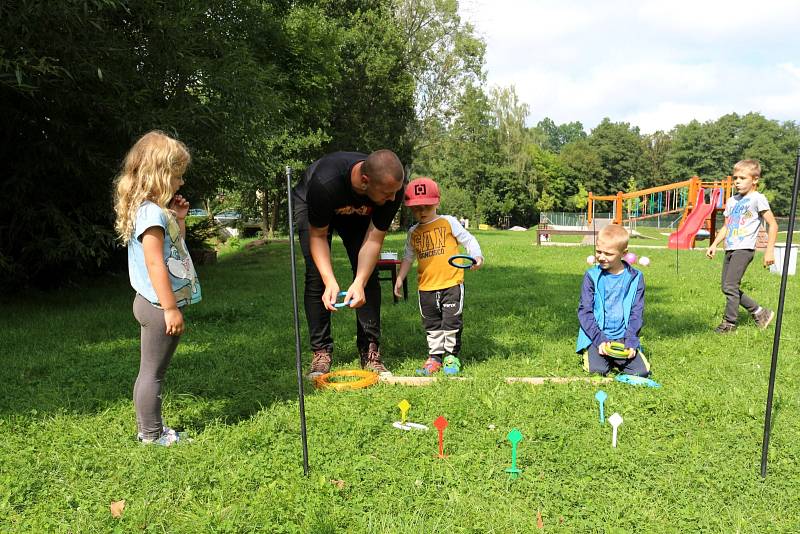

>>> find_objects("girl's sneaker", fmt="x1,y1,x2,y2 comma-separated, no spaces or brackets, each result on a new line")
138,426,181,447
416,357,442,376
443,355,461,375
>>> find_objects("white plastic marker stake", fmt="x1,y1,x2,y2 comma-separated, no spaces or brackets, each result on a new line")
608,412,623,448
393,399,429,431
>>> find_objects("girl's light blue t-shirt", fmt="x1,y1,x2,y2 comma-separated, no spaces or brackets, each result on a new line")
128,200,202,307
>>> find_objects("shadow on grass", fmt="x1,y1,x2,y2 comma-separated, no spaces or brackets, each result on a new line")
0,238,717,427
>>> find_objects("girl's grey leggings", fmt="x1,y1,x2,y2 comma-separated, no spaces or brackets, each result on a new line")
133,293,180,440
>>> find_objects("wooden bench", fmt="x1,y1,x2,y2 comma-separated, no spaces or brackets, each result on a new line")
536,228,597,245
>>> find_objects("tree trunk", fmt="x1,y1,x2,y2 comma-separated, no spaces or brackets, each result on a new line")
270,195,280,238
260,189,270,238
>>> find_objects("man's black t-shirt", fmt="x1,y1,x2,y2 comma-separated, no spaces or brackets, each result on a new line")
294,151,402,232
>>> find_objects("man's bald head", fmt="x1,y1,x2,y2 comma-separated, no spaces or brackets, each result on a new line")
363,149,404,184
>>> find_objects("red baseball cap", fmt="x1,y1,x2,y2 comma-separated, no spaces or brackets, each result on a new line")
404,177,440,206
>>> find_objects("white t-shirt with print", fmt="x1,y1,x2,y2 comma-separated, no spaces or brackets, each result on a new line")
724,191,770,251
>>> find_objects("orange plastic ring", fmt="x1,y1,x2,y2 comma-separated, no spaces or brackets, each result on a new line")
314,369,379,391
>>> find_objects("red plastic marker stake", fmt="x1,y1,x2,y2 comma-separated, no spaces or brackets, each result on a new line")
433,416,448,458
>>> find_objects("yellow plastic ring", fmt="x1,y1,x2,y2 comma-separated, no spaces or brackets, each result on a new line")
314,369,379,391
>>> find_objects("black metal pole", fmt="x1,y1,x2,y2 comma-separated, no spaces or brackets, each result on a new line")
286,165,310,476
760,147,800,478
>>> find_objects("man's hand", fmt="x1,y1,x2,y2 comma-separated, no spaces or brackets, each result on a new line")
470,256,484,271
322,281,341,312
598,342,609,356
344,281,366,308
706,245,717,259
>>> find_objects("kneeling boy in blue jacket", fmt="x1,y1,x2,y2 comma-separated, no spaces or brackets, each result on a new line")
576,224,651,377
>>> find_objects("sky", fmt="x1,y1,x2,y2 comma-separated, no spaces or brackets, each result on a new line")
458,0,800,134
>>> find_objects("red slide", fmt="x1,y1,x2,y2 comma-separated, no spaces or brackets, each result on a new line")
668,188,722,250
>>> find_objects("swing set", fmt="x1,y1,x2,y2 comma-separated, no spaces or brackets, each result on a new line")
587,176,736,246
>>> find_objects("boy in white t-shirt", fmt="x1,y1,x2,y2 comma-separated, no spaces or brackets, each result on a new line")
706,159,778,333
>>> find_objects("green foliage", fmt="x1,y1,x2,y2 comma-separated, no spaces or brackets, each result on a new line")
1,0,447,289
184,218,218,253
2,233,800,530
667,113,800,214
533,117,588,153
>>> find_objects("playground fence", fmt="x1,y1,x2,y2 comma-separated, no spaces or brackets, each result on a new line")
540,211,681,229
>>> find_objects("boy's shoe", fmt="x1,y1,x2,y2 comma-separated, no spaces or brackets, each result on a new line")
360,342,392,376
416,357,442,376
443,355,461,375
307,349,332,379
714,322,737,334
138,426,181,447
753,308,775,329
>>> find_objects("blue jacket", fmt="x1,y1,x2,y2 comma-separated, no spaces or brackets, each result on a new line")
576,262,645,353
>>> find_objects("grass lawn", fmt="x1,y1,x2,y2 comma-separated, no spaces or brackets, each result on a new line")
2,230,800,532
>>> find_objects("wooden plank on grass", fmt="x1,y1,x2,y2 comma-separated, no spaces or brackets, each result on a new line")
379,376,469,386
379,376,611,386
505,376,613,385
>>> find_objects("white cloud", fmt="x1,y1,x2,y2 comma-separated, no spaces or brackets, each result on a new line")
459,0,800,132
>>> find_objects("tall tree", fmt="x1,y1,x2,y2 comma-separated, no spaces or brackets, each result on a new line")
587,118,647,194
534,117,587,153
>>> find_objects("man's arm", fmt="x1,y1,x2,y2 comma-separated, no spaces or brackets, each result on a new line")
762,210,778,267
309,224,340,311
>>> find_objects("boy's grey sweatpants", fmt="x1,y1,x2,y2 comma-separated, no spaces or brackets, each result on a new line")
133,294,180,440
721,249,760,323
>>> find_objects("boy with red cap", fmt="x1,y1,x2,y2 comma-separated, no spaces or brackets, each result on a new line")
394,177,484,375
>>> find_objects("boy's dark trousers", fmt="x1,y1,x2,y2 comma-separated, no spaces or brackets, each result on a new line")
721,249,759,323
294,195,381,353
419,284,464,356
585,343,650,377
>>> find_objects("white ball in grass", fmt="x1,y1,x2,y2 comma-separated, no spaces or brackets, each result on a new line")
586,255,596,265
639,256,651,266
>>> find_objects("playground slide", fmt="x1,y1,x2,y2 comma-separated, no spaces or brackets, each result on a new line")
668,188,721,250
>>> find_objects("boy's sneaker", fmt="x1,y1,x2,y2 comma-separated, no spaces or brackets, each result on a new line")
442,355,462,375
753,308,775,329
714,322,737,334
416,357,442,376
138,426,181,447
360,342,392,376
307,349,332,379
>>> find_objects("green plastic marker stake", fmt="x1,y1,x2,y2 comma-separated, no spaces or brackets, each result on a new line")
398,399,410,425
505,428,523,479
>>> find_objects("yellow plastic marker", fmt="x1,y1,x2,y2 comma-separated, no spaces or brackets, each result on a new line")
398,399,410,425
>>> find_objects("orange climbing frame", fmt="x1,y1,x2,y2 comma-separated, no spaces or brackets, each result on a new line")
587,176,735,238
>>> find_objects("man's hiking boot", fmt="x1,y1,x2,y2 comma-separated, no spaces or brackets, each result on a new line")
360,342,391,376
753,308,775,330
307,349,332,379
714,322,737,334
